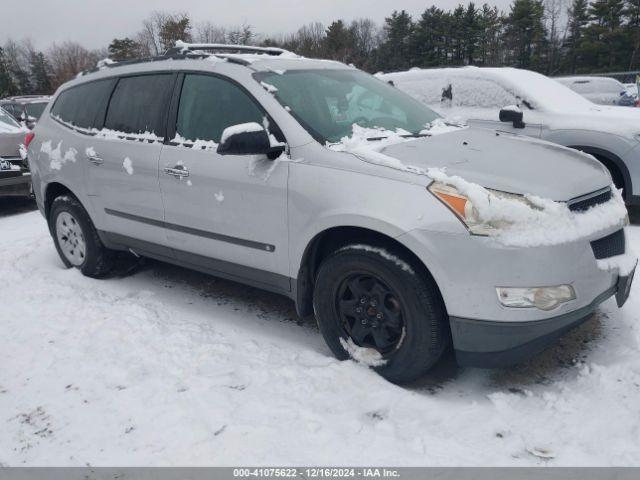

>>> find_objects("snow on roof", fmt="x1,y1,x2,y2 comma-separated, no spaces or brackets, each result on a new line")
381,66,595,113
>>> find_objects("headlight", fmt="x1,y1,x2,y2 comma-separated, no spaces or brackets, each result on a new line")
428,181,530,235
497,285,576,311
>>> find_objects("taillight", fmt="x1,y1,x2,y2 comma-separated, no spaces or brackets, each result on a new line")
24,132,35,149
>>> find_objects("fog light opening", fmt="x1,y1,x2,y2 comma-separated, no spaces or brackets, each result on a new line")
497,285,576,311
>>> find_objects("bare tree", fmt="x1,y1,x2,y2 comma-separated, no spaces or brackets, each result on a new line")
47,41,102,89
136,11,167,56
136,11,191,55
350,19,380,57
545,0,567,74
195,21,228,43
295,22,326,56
226,23,255,45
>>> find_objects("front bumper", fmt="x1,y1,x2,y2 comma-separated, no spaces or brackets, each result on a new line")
452,285,616,367
0,171,31,197
398,225,633,367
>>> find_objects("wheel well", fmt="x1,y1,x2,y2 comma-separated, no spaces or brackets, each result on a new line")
44,182,74,219
295,226,443,318
570,146,631,201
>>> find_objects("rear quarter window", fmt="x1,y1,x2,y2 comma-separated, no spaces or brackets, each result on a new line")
104,74,174,137
51,79,116,129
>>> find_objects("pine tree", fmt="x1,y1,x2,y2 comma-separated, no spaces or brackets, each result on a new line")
0,47,18,97
159,14,192,52
412,6,447,67
324,20,354,62
29,52,52,94
625,0,640,69
378,10,414,71
503,0,548,69
108,38,140,61
564,0,589,72
582,0,626,70
478,4,504,65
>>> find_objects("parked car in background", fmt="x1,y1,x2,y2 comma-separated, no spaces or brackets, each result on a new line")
381,66,640,205
555,76,637,107
0,95,51,129
624,82,638,99
28,45,633,383
0,106,31,198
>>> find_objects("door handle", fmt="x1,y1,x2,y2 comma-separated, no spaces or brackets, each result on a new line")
164,165,190,178
87,155,103,165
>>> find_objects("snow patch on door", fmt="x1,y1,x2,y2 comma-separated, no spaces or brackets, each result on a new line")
123,157,134,175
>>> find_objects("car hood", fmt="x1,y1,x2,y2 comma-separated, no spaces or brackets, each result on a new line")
377,128,610,201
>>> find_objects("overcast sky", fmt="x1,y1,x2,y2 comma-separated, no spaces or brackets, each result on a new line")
2,0,514,50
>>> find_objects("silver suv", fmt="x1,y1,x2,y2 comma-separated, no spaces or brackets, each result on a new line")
29,44,634,383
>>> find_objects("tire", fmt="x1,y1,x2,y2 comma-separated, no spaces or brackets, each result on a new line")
313,244,449,384
49,195,114,277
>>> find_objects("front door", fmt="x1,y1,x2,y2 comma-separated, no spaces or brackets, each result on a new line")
158,73,290,292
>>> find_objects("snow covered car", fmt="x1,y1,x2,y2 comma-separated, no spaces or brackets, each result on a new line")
555,76,637,107
0,106,31,197
28,44,635,383
381,67,640,205
0,95,51,130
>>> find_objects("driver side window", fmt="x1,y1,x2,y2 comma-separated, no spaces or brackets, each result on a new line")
176,74,266,143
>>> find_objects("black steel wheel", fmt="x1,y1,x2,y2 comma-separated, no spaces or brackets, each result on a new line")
313,244,449,384
336,274,406,355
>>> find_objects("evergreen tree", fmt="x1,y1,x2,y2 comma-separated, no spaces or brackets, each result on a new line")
625,0,640,69
412,6,448,67
108,38,140,61
324,20,354,62
378,10,414,71
159,14,192,51
564,0,589,72
478,4,504,65
29,52,52,94
503,0,548,69
0,47,18,97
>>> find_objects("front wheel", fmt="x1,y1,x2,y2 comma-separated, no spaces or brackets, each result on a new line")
49,195,114,277
313,244,449,384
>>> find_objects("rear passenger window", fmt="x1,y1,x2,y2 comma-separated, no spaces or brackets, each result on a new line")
176,74,265,143
51,79,115,129
105,74,174,137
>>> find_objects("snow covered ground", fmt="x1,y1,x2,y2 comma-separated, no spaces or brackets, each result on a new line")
1,199,640,466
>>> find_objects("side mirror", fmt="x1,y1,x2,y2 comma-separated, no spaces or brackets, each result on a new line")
499,106,525,129
217,123,285,160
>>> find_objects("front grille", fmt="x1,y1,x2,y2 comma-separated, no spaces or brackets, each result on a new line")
568,188,612,212
591,229,625,259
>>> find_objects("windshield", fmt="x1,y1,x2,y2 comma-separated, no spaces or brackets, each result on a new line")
254,69,440,143
25,102,48,119
0,107,21,130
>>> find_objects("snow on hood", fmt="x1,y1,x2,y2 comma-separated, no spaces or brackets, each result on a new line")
328,119,465,164
428,168,628,248
331,124,609,201
329,124,628,248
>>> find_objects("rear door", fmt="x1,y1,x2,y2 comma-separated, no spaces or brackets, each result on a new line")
85,73,176,247
158,72,290,292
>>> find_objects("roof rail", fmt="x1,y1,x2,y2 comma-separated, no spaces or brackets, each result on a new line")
165,41,289,57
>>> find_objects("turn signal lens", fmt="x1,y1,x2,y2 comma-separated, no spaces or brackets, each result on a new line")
428,182,491,235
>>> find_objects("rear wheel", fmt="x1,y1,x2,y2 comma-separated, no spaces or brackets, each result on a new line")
49,195,114,277
313,245,449,383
